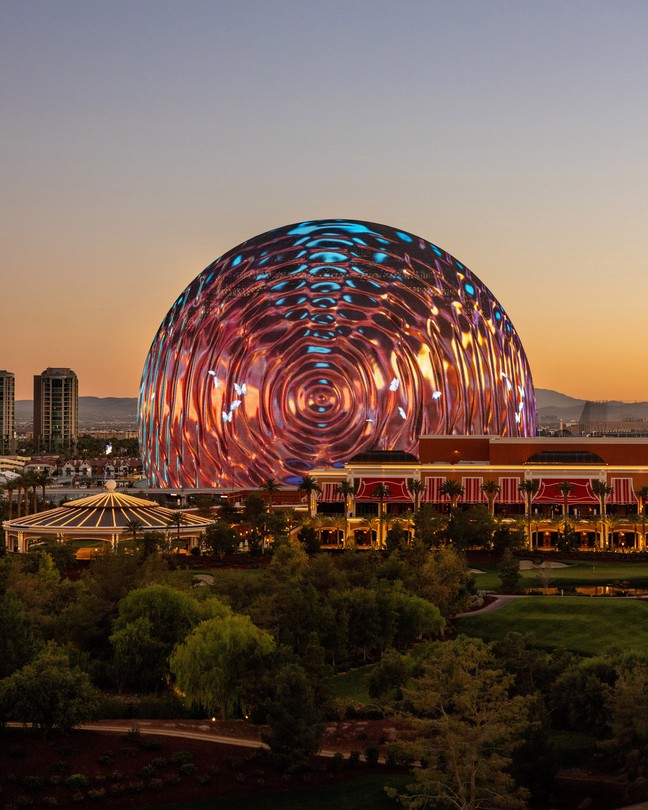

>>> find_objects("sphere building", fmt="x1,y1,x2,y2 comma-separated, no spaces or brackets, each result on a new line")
139,220,535,488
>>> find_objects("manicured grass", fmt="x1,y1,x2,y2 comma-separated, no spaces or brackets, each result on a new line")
149,773,409,810
458,596,648,655
328,664,376,704
472,559,648,591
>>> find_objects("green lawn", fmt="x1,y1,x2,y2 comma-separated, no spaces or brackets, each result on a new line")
459,596,648,655
472,559,648,591
148,773,409,810
328,664,375,704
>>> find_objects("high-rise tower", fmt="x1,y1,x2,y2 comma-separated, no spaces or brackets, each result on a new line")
0,370,16,455
33,368,78,454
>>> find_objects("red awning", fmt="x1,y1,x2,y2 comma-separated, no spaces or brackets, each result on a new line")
498,476,524,504
534,479,597,505
459,477,487,504
355,478,412,502
319,482,345,502
608,478,637,505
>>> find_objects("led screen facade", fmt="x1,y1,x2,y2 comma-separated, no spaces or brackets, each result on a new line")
139,220,535,487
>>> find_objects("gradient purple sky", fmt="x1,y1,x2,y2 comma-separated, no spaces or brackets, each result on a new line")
2,1,647,401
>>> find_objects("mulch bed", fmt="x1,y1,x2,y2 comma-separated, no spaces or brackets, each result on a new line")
0,721,396,809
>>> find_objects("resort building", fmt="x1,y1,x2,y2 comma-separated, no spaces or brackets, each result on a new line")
308,436,648,551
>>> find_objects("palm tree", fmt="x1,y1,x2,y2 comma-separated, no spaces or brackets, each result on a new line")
34,470,54,511
557,481,574,533
167,511,189,551
606,514,629,552
125,517,145,547
260,477,280,511
372,483,392,549
325,514,346,547
481,479,501,516
635,486,648,552
407,479,425,513
335,481,357,548
440,478,464,510
297,475,321,519
4,479,15,520
591,480,613,551
518,479,540,551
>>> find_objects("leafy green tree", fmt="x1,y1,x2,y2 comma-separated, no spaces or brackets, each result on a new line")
387,637,532,810
416,546,474,619
0,589,42,677
170,614,275,719
413,504,447,548
549,655,616,736
498,549,522,593
262,661,325,771
110,584,203,691
204,520,239,558
446,505,495,550
367,648,412,701
605,660,648,780
298,524,320,555
0,642,99,735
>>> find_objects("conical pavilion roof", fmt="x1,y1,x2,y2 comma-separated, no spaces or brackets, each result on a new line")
4,486,214,533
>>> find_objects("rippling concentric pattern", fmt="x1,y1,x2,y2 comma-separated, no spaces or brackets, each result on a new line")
139,220,535,487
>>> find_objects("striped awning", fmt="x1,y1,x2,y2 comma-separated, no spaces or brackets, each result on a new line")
422,476,446,503
608,477,638,505
498,476,524,504
318,482,345,502
459,477,487,504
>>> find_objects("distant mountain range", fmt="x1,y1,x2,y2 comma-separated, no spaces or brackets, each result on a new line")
13,390,648,430
16,397,138,428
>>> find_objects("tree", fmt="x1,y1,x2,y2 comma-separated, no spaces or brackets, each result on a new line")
440,478,464,510
170,614,275,719
335,480,357,547
110,584,203,691
498,548,522,594
34,469,55,510
124,517,145,548
518,479,540,550
260,477,280,510
416,546,474,619
372,483,392,549
635,486,648,552
557,480,574,532
166,510,190,551
481,479,501,516
261,661,325,771
413,504,447,548
605,661,648,780
387,637,532,810
592,480,613,550
407,478,425,513
0,642,99,735
204,520,239,558
0,589,41,677
297,475,321,519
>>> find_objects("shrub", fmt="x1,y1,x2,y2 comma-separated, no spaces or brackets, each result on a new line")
149,778,164,791
53,762,69,774
42,798,59,808
169,750,194,766
179,762,196,775
96,754,113,766
328,752,345,772
86,788,106,800
364,746,380,766
348,750,361,766
65,774,90,791
21,776,43,791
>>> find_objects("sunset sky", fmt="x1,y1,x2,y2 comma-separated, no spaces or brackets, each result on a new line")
2,1,647,402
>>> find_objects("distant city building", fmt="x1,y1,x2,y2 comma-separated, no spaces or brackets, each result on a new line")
0,370,16,454
33,367,79,454
578,400,648,437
